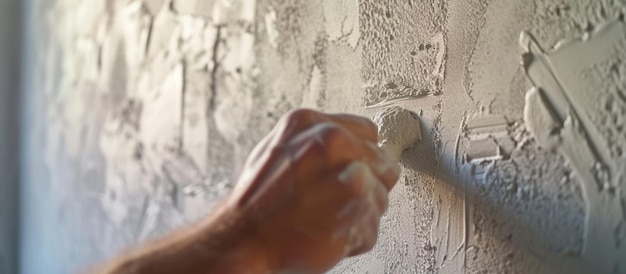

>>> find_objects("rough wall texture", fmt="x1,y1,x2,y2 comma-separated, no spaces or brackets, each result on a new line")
20,0,626,273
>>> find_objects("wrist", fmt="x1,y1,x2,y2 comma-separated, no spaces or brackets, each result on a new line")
200,201,272,273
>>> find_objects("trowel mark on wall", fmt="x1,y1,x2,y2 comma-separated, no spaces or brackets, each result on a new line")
464,115,515,163
301,65,324,109
364,82,432,109
264,8,279,49
521,20,626,272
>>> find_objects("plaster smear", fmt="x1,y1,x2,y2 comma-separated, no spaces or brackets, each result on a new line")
301,65,324,109
465,115,515,163
521,21,626,272
373,106,423,161
264,8,279,49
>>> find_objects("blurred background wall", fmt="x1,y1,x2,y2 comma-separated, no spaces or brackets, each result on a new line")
0,0,22,273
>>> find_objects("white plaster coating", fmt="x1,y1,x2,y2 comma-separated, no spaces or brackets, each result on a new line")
373,106,423,161
522,21,626,272
19,0,626,273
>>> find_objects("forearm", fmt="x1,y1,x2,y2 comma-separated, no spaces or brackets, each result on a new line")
99,202,270,274
98,110,395,274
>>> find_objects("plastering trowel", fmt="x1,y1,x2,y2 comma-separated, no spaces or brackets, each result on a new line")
372,106,423,161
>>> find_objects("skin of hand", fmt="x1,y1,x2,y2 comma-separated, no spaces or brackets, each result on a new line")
229,109,400,273
98,109,400,274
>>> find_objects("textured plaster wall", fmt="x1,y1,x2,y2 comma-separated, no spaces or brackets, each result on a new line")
20,0,626,273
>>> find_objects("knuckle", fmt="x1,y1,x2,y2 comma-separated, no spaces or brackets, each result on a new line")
274,109,318,140
318,122,347,138
360,118,378,135
336,113,377,129
283,108,317,123
352,115,379,137
318,123,353,149
285,124,350,167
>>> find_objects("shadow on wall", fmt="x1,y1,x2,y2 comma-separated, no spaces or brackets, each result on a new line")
394,100,590,273
397,18,626,272
403,117,593,273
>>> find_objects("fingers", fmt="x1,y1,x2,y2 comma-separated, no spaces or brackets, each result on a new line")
363,142,400,191
236,109,397,270
235,109,394,219
346,213,381,256
286,122,399,190
327,113,378,143
266,162,386,269
233,146,297,216
273,109,378,145
239,109,322,168
333,162,386,256
335,162,389,215
315,163,387,253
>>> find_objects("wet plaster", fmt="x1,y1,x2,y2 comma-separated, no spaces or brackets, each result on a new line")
373,106,423,161
20,0,626,273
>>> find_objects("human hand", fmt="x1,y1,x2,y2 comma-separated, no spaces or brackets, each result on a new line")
228,109,400,273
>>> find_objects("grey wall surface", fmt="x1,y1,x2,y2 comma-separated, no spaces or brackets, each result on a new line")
20,0,626,273
0,0,22,273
